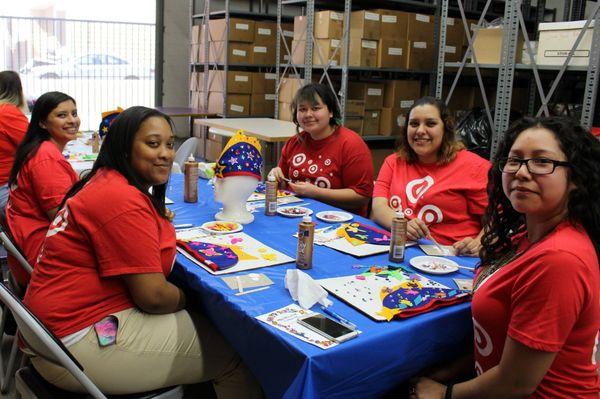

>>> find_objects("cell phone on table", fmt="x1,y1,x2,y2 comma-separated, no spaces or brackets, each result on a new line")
298,314,359,343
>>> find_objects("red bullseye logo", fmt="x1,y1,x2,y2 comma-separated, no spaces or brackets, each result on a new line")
292,153,306,167
417,204,443,224
406,176,434,204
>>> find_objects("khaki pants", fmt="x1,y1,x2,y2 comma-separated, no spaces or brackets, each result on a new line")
32,307,263,398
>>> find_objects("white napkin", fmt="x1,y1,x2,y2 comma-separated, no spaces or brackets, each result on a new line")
285,269,333,309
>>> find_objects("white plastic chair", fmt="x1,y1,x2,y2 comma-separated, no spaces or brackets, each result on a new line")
172,137,199,174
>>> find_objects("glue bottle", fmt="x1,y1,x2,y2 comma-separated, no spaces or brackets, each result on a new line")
296,215,315,270
91,131,100,153
264,174,278,216
184,154,199,203
389,210,407,263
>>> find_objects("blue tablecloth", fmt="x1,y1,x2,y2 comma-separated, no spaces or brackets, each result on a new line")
167,174,478,399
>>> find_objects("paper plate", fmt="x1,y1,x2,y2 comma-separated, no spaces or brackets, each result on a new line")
409,256,459,275
276,206,313,218
200,221,243,234
315,211,353,223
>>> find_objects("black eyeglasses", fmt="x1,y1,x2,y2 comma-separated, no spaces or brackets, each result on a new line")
498,157,570,175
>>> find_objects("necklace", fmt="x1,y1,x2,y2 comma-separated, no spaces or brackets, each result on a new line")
473,247,526,291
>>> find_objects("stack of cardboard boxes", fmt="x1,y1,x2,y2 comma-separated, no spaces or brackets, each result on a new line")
291,11,344,66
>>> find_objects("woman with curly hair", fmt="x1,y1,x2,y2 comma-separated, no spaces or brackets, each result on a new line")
412,116,599,398
371,96,490,255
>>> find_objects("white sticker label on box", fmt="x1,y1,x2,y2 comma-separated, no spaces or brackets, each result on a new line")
330,39,340,48
232,49,247,56
382,15,397,23
230,104,244,112
400,100,414,108
416,14,430,23
367,88,382,96
265,73,277,80
447,17,455,26
234,75,249,82
265,94,276,100
258,28,272,36
471,23,478,31
413,42,427,49
365,12,380,21
397,114,406,126
362,40,377,49
254,46,267,53
331,12,343,21
372,112,378,117
284,55,290,61
445,45,456,54
388,47,403,56
329,60,338,66
236,23,249,31
284,30,294,38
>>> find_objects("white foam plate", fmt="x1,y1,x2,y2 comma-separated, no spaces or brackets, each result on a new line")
200,221,243,234
409,256,459,275
276,206,313,218
315,211,353,223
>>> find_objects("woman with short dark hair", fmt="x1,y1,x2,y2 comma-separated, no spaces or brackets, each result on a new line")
270,83,374,216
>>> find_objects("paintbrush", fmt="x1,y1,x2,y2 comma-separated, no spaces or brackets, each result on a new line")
427,234,449,255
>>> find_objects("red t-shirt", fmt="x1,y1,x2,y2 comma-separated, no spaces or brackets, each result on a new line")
278,126,374,216
373,150,490,244
24,168,176,338
472,222,600,398
0,104,28,185
6,140,79,285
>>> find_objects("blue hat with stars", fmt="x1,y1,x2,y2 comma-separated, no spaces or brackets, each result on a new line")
214,130,263,180
98,107,123,139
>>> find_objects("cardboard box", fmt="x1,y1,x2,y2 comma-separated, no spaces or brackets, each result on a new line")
249,44,276,64
383,80,421,108
200,41,251,64
347,82,384,110
345,100,365,117
372,148,395,174
206,70,252,94
404,12,435,43
363,109,381,135
377,39,406,68
251,93,276,116
252,72,277,94
278,101,294,121
472,27,524,64
379,107,404,136
406,40,435,70
291,40,305,65
350,10,381,40
191,91,205,110
347,36,378,67
207,93,250,116
291,39,342,66
315,10,344,39
254,21,277,45
293,16,308,41
205,137,224,162
537,20,595,66
278,77,303,103
372,9,407,41
190,71,200,91
209,18,255,43
345,118,364,135
191,25,201,44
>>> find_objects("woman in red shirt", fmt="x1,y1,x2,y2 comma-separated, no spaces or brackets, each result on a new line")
270,83,374,216
371,96,490,255
0,70,28,210
5,91,79,286
413,117,600,398
24,106,262,397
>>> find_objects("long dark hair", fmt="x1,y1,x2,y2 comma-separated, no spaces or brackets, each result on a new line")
291,83,341,134
0,70,25,108
8,91,75,187
480,116,600,267
61,106,174,219
396,96,464,165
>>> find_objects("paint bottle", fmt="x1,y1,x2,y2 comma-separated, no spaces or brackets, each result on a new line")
265,174,278,216
184,154,198,203
91,131,100,153
296,215,315,270
389,210,407,263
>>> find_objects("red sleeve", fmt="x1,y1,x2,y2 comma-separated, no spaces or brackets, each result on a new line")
373,154,396,198
340,133,374,197
465,157,490,216
0,106,28,146
508,250,590,352
29,158,78,212
92,208,164,277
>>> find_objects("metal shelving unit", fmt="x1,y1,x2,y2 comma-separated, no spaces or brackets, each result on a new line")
436,0,600,158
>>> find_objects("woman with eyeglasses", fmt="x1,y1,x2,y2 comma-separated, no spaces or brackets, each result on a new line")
411,116,600,398
371,96,490,256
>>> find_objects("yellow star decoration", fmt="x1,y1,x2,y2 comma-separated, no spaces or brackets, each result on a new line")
213,162,226,179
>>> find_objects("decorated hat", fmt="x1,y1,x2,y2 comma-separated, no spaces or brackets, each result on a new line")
213,130,262,180
98,107,123,138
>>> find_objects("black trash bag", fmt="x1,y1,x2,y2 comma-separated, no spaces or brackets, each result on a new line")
456,107,492,160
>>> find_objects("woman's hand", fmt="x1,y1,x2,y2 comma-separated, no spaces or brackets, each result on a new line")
453,236,481,257
287,180,320,198
409,377,447,399
269,167,287,183
407,217,430,242
165,207,175,222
